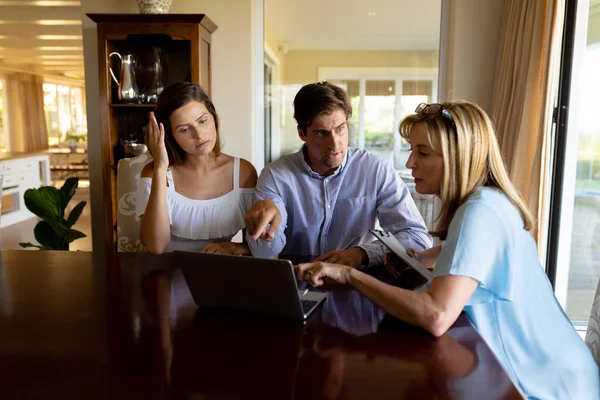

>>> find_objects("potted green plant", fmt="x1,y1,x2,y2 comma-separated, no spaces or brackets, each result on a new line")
63,130,86,151
19,177,87,250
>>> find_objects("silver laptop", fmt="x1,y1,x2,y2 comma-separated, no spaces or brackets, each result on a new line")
175,251,327,320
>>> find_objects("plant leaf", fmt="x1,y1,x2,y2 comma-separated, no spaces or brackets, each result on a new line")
66,201,86,228
34,216,68,244
22,178,86,250
24,186,69,220
33,220,62,250
65,229,87,244
19,242,46,249
61,177,79,202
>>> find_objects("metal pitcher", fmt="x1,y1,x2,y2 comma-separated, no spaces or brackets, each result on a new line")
109,52,139,103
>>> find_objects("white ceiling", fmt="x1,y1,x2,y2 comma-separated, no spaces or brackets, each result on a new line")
265,0,442,50
9,0,596,79
0,0,84,80
0,0,441,82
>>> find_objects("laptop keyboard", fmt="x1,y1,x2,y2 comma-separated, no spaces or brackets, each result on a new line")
301,299,319,314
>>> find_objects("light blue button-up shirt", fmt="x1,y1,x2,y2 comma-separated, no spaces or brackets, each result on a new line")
246,147,432,266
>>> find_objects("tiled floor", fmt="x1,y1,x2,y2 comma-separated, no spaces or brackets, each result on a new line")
0,187,92,251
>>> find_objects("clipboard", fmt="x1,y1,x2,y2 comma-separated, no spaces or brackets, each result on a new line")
370,229,433,283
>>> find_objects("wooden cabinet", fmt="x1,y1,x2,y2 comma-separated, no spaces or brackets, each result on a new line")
87,13,217,253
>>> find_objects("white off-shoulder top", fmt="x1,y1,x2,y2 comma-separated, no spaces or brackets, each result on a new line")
136,157,255,252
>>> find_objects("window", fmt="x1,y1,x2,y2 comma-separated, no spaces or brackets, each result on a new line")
320,68,438,171
43,82,87,147
557,45,600,321
551,2,600,323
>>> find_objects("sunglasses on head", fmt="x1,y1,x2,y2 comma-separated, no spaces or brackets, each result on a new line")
415,103,457,132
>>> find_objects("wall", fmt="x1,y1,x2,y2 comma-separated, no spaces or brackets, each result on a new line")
264,25,287,162
283,50,439,84
442,0,505,113
80,0,262,253
264,24,286,82
168,0,261,165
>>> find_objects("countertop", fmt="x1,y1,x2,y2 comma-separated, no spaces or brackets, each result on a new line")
0,151,50,162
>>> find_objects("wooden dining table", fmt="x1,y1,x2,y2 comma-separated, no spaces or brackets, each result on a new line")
0,250,524,399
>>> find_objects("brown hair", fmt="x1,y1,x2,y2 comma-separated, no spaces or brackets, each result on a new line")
153,82,221,166
399,100,534,240
293,81,352,132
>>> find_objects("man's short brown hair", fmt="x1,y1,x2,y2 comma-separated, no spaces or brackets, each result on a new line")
293,82,352,132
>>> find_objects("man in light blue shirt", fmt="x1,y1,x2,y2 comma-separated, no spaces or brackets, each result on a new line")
245,82,431,267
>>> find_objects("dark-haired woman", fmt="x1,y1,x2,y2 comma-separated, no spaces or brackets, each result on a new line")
137,82,257,254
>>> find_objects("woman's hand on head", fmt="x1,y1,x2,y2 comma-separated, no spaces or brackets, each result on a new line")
295,262,351,287
146,111,169,171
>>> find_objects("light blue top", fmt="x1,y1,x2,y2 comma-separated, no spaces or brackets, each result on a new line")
246,147,432,266
434,186,600,399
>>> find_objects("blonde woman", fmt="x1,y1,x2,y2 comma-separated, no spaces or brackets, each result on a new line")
296,101,599,399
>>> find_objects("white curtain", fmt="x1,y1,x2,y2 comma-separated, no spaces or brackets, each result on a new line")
6,72,49,153
490,0,565,244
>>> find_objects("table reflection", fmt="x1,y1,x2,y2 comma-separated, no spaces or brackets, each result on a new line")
129,262,520,400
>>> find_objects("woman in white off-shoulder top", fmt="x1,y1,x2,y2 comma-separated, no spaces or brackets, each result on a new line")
137,82,257,255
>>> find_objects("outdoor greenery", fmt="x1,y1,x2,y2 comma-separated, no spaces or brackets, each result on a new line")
365,131,394,149
576,178,600,192
574,196,600,208
576,159,600,181
19,177,87,250
63,130,86,143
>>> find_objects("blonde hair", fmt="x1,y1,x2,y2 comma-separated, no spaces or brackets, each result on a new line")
399,101,534,240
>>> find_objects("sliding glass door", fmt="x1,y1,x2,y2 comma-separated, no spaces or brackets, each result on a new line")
549,0,600,323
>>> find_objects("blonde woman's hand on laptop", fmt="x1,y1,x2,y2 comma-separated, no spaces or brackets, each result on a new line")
244,199,282,241
296,261,351,287
200,242,250,255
